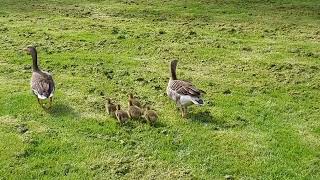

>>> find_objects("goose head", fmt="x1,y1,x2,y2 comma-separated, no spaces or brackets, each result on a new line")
24,46,37,55
24,46,39,71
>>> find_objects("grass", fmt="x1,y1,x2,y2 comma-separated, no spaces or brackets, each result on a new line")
0,0,319,179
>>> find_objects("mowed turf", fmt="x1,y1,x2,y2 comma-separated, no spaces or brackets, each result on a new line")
0,0,319,179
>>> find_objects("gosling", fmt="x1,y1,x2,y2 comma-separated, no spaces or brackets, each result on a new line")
128,100,143,120
128,93,141,108
115,105,129,124
106,98,117,117
144,105,158,125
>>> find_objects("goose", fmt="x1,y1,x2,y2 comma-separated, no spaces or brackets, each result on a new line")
24,46,55,109
115,105,129,124
166,60,205,117
143,105,158,125
106,98,117,117
128,93,141,108
128,100,143,120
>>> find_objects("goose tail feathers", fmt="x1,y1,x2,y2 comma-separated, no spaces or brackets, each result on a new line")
191,97,204,105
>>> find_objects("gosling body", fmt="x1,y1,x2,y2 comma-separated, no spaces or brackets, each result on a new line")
128,101,143,119
128,93,141,108
144,106,158,125
115,105,129,124
106,98,117,117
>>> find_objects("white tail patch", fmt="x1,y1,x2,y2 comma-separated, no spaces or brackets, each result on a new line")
191,97,204,106
32,89,54,100
179,95,204,106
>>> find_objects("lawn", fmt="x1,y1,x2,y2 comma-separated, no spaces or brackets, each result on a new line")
0,0,319,179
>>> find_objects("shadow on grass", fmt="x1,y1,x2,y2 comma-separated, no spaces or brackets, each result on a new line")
119,119,167,129
153,121,166,128
47,103,79,118
189,110,249,130
189,110,215,123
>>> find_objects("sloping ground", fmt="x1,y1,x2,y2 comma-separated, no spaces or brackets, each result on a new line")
0,0,319,179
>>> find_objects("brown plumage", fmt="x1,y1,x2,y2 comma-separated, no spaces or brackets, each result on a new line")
166,60,205,117
128,100,143,119
24,46,55,109
128,93,141,108
106,98,117,117
144,106,158,125
115,105,129,124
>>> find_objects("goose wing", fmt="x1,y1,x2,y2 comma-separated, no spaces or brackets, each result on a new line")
31,72,55,99
170,80,203,97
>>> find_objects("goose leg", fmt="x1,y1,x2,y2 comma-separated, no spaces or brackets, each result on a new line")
37,98,45,108
175,96,181,111
181,106,188,118
176,103,181,111
48,97,53,109
181,106,185,118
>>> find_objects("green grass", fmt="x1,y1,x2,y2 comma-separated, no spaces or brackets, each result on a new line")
0,0,319,179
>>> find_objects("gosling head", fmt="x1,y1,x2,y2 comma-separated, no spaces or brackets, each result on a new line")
145,105,151,111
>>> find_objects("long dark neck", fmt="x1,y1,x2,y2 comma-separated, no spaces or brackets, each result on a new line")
170,61,177,80
31,49,39,71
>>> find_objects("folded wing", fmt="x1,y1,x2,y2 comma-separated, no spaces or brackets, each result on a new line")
31,73,55,99
170,80,203,97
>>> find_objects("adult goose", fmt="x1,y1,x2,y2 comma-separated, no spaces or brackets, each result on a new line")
24,46,55,109
166,60,205,117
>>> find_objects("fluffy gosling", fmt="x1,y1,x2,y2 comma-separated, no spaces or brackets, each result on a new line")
143,105,158,125
128,93,141,108
115,105,129,124
128,100,143,120
106,98,117,117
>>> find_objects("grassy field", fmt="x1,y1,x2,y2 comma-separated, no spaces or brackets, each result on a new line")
0,0,319,179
